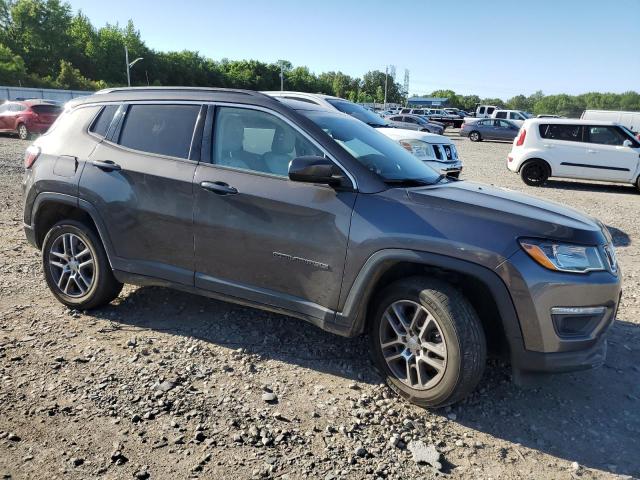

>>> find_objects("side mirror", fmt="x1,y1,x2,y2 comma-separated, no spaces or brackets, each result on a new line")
288,156,345,186
623,139,633,148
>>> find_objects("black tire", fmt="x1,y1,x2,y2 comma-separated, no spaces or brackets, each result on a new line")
636,176,640,193
17,123,30,140
369,277,486,407
469,131,481,142
42,220,123,309
520,160,549,186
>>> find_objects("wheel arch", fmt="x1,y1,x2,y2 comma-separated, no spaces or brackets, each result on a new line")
518,157,552,176
30,193,115,266
337,249,524,359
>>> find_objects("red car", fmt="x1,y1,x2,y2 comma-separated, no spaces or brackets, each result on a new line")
0,100,63,140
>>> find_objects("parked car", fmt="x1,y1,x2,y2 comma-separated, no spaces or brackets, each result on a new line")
375,128,463,177
401,108,462,128
464,109,530,127
581,110,640,134
23,87,621,408
507,118,640,189
0,100,62,139
469,104,499,118
386,114,445,134
264,91,391,128
460,119,520,142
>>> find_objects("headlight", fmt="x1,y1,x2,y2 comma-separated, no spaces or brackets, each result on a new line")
519,238,605,273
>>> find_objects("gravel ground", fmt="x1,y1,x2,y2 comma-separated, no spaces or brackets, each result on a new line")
0,131,639,480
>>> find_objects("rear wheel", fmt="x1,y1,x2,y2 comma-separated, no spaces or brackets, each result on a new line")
42,220,123,309
17,123,30,140
520,160,549,186
636,176,640,193
369,277,486,407
469,131,481,142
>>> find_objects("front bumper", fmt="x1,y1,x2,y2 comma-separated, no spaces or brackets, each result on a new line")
497,248,621,373
427,160,463,177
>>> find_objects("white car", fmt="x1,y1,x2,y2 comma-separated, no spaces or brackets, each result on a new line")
377,128,463,177
507,118,640,190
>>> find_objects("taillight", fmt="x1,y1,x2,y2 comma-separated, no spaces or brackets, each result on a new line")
24,146,41,169
516,128,526,146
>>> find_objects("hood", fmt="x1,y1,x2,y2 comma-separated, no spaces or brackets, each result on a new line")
377,128,450,144
406,181,606,246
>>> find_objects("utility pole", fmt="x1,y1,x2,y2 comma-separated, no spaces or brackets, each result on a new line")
280,64,284,91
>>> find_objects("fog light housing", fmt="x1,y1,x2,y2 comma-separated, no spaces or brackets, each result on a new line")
551,307,606,337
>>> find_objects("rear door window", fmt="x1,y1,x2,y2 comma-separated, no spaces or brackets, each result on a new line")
495,111,507,119
31,104,61,114
585,126,628,146
538,124,583,142
118,104,201,159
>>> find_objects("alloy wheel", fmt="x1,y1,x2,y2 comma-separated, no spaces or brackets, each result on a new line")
48,232,95,297
379,300,447,390
18,124,28,140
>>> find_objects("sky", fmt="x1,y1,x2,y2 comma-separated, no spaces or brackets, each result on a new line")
66,0,639,99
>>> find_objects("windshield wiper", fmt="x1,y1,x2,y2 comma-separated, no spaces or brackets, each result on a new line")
367,122,389,128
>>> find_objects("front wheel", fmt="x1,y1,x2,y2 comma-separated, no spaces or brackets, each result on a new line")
17,123,30,140
469,131,481,142
369,277,486,407
42,220,123,309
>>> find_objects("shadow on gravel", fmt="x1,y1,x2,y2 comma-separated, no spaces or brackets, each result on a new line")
445,319,640,477
91,285,380,385
90,286,640,476
542,179,637,195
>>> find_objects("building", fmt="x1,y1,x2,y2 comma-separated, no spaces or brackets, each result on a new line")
407,96,449,107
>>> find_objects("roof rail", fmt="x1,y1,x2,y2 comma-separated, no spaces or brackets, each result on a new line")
94,86,264,97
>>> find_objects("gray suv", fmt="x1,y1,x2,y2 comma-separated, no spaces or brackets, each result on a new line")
23,87,622,407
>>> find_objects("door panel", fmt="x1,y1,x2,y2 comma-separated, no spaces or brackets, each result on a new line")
193,165,356,313
81,143,197,284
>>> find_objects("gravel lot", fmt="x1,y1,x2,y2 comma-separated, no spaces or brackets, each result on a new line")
1,131,639,480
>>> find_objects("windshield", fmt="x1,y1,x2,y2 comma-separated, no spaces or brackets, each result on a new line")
325,98,389,127
299,110,442,184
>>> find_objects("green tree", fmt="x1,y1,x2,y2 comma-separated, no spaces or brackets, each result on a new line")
55,59,105,90
4,0,73,77
0,42,26,84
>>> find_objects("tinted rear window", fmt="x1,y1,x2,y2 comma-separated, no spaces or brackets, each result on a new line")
31,104,62,114
90,105,118,138
538,124,582,142
118,104,200,159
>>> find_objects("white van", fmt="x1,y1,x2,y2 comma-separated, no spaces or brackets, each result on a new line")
581,110,640,134
507,119,640,190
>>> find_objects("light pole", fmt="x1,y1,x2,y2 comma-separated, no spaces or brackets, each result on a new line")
125,46,143,87
383,65,389,111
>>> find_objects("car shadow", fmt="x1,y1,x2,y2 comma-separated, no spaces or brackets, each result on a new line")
90,285,640,476
91,286,378,385
542,179,637,195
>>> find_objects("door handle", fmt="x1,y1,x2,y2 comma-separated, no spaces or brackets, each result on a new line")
543,144,553,148
92,160,121,171
200,181,238,195
586,149,597,154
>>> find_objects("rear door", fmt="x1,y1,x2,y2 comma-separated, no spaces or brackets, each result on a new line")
537,123,586,178
582,125,639,182
80,102,204,285
192,105,356,317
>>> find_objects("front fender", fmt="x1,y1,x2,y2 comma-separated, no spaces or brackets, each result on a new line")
334,249,525,359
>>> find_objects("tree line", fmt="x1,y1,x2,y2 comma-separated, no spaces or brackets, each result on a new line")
1,0,638,118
